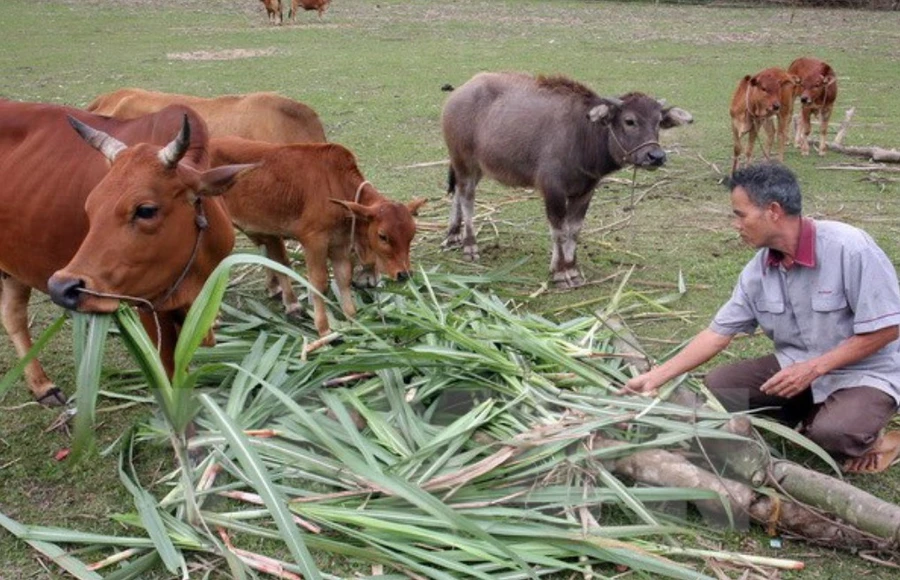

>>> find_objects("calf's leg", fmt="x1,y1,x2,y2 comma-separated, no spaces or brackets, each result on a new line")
329,243,356,320
545,187,590,289
248,233,302,317
817,105,832,156
0,276,63,405
303,239,333,336
442,166,481,261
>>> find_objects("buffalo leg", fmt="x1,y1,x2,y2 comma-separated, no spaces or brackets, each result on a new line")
443,167,481,261
0,276,60,404
545,189,588,289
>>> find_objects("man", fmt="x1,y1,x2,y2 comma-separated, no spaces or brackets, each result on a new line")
624,163,900,474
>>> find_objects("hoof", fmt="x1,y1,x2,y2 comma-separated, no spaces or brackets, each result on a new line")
551,269,585,289
285,303,305,320
35,387,67,407
441,235,462,251
462,245,480,262
353,266,380,288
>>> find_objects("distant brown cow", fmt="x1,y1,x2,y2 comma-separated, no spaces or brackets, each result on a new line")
86,88,327,144
729,67,798,172
441,72,692,288
260,0,282,24
0,100,250,404
289,0,331,21
209,136,424,336
788,57,838,157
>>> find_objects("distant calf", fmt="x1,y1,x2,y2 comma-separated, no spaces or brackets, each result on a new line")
209,137,424,336
788,57,838,156
729,68,798,172
441,72,692,288
87,88,327,144
290,0,331,21
259,0,282,24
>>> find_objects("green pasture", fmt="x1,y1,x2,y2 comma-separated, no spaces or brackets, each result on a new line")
1,0,900,578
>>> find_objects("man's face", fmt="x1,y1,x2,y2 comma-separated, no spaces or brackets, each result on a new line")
731,186,774,248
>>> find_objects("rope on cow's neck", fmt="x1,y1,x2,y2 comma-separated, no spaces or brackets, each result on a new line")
348,180,370,259
75,198,209,356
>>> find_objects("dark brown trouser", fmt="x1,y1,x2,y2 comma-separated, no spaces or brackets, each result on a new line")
704,355,898,459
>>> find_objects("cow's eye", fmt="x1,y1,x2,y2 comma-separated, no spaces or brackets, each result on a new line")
134,205,159,220
378,232,389,243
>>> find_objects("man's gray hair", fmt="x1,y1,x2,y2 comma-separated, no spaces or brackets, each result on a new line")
726,163,802,216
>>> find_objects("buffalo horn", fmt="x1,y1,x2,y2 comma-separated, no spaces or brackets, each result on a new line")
158,114,191,168
67,115,127,162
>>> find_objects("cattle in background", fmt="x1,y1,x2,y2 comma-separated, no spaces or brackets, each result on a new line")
0,100,251,405
86,88,327,144
729,67,798,172
260,0,282,25
440,72,693,288
209,137,424,336
788,57,838,157
290,0,331,21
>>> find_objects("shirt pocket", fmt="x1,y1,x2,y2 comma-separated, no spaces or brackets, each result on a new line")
811,294,848,312
753,298,784,337
810,291,852,349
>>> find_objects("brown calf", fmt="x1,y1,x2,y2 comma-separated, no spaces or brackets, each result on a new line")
259,0,282,24
289,0,331,21
209,137,424,336
729,67,798,172
788,57,838,156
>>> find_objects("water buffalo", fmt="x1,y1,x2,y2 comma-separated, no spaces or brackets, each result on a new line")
441,72,692,288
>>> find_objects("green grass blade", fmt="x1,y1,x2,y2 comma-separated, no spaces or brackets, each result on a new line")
71,312,112,459
0,511,103,580
198,393,323,580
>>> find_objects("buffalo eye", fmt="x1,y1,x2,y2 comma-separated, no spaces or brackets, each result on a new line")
134,204,159,221
623,117,637,127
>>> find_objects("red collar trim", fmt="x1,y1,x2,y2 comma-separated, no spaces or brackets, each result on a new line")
765,218,816,271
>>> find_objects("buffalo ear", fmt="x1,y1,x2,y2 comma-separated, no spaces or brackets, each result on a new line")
661,107,693,129
331,198,376,219
407,197,427,216
198,163,258,197
588,97,621,123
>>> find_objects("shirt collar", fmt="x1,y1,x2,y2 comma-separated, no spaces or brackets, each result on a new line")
765,217,816,271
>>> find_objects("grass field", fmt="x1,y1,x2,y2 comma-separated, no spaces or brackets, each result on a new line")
1,0,900,578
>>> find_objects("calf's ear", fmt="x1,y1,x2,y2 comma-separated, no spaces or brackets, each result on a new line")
588,97,622,123
407,197,427,216
661,107,693,129
198,163,259,197
331,198,376,219
784,75,801,87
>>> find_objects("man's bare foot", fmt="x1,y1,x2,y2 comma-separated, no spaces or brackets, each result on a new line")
843,430,900,474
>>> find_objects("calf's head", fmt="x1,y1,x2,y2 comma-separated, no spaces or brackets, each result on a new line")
48,116,253,313
797,64,836,106
588,93,692,169
333,196,426,281
743,69,798,117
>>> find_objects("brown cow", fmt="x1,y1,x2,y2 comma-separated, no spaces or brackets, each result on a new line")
260,0,282,25
441,72,693,288
788,57,838,157
289,0,331,21
209,136,424,336
729,67,798,172
0,99,250,404
86,88,327,144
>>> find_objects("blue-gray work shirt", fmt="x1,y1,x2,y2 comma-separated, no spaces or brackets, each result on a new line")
710,219,900,405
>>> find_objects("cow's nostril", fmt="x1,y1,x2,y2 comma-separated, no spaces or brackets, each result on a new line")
772,103,780,111
48,277,85,310
396,271,410,282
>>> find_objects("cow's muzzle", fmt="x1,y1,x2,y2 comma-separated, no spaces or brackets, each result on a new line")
48,276,85,310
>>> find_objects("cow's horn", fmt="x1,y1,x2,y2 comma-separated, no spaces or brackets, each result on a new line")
67,115,127,162
158,114,191,168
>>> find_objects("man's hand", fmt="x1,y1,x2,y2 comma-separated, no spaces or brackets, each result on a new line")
759,360,820,398
619,372,663,396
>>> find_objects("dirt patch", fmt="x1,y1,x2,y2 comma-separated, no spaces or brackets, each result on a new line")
166,48,278,61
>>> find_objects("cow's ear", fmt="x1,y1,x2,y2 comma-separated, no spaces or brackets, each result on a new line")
661,107,693,129
197,163,258,197
588,98,621,123
748,75,758,87
407,197,427,216
331,198,376,219
784,75,801,87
